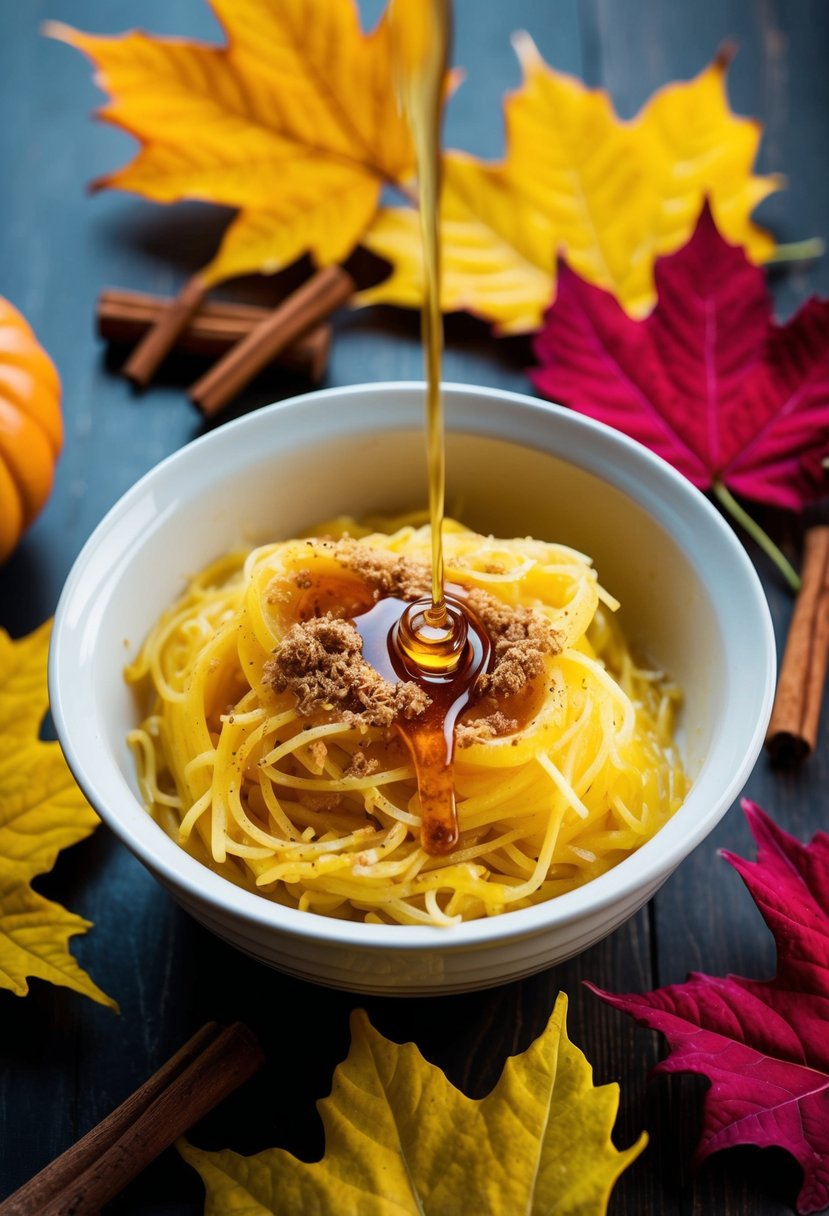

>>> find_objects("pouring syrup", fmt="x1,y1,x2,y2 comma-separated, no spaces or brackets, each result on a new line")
384,0,490,854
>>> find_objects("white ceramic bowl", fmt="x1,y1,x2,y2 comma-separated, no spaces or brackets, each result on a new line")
50,382,775,994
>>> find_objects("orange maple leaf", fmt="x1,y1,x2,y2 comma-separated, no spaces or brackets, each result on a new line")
46,0,418,285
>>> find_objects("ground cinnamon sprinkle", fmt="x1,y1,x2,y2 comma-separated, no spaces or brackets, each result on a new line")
264,540,560,739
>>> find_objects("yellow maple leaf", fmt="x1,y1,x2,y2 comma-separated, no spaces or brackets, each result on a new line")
0,622,115,1006
45,0,417,286
180,992,644,1214
360,37,781,332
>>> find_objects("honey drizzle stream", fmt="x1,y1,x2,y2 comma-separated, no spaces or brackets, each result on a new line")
384,0,490,855
391,0,453,630
417,6,449,622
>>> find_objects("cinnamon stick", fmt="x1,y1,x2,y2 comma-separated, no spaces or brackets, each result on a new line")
98,288,331,379
123,273,208,387
766,525,829,766
189,264,355,417
0,1022,264,1216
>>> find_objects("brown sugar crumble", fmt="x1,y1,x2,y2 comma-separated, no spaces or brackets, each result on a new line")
455,710,519,748
306,739,328,773
265,539,560,742
264,613,431,728
297,790,342,813
465,587,559,697
455,588,560,746
332,539,431,602
344,749,380,779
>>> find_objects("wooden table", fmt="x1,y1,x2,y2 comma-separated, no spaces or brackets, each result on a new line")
1,1,826,1212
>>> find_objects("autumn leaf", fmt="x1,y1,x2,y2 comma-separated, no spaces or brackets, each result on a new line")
360,38,780,332
180,992,645,1215
532,202,828,510
589,800,829,1216
45,0,418,285
48,8,779,326
531,202,829,590
0,621,115,1006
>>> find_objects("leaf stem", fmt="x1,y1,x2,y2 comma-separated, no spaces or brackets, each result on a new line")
766,237,825,264
711,480,801,593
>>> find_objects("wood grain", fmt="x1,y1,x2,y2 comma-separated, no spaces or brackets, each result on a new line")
0,2,826,1214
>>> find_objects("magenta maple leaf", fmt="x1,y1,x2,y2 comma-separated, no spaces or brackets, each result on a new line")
531,203,829,512
588,799,829,1215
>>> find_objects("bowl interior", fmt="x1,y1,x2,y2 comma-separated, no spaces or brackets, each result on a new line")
52,383,774,946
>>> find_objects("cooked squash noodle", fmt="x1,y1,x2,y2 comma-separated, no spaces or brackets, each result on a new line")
126,520,686,925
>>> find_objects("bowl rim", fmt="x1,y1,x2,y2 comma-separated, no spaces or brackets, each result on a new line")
49,380,776,953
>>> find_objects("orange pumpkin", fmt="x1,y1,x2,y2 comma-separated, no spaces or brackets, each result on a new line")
0,296,62,563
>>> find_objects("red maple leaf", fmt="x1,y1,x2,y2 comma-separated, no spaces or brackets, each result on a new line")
531,203,829,512
588,800,829,1215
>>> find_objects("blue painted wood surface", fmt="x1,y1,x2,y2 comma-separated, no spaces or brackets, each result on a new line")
0,1,826,1212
